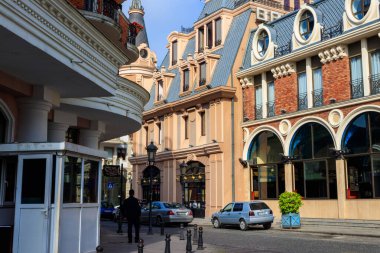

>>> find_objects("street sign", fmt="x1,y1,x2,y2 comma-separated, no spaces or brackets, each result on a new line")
103,165,120,177
107,182,113,189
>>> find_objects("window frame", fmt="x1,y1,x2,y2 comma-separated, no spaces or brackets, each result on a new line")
157,79,164,101
200,111,206,136
171,40,178,65
351,0,371,20
184,116,189,140
257,30,269,57
183,69,190,92
215,18,222,46
299,10,315,40
199,62,207,86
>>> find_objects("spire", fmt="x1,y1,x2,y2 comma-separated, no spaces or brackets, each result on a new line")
129,0,149,47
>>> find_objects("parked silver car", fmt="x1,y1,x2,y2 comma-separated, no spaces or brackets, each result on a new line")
211,201,274,231
141,201,193,225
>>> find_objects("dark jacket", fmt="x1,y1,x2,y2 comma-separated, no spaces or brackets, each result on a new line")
122,196,141,219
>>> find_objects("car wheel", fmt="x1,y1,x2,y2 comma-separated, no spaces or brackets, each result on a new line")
155,216,162,226
239,219,248,231
212,218,221,229
263,223,271,230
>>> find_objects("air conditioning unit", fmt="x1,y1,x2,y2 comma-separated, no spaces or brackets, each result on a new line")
257,7,269,21
271,11,281,21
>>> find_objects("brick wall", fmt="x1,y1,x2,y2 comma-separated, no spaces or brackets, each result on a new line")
274,73,298,115
243,86,254,120
68,0,85,9
119,15,129,45
322,56,351,105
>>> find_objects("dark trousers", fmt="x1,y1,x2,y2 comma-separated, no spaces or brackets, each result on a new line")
127,218,140,242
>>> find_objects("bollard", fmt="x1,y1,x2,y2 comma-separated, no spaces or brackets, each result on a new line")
186,229,192,253
179,223,185,240
164,234,171,253
197,226,204,250
96,245,103,252
137,239,144,253
161,221,165,236
192,224,198,245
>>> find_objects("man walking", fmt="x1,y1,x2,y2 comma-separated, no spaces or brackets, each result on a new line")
122,189,141,243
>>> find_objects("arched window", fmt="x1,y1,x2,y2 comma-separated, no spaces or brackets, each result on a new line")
0,110,7,143
342,112,380,199
290,123,337,199
299,10,314,40
248,131,285,199
352,0,371,20
257,30,269,57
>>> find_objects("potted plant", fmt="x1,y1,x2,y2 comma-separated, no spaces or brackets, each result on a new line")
278,191,303,229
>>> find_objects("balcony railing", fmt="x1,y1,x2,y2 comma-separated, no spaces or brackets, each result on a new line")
351,78,364,99
234,0,294,11
321,20,343,41
181,26,194,34
275,43,292,58
199,78,206,86
370,73,380,95
298,92,308,111
128,34,136,45
267,101,275,117
255,104,263,120
312,88,323,107
84,0,120,23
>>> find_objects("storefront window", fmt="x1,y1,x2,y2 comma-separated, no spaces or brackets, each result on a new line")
63,156,82,203
83,160,99,203
21,159,46,204
141,166,160,202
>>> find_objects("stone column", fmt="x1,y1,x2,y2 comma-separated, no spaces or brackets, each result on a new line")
336,159,346,219
48,122,69,142
17,98,52,143
80,129,101,149
284,163,294,192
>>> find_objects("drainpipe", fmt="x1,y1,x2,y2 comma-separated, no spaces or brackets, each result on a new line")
231,70,235,201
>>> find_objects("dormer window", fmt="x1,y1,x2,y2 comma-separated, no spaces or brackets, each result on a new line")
172,40,178,65
199,62,207,86
206,22,213,49
299,11,314,40
183,69,190,92
157,79,164,101
352,0,371,20
198,27,205,52
215,18,222,46
257,30,269,57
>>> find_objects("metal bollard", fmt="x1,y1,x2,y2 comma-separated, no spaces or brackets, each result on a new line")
137,239,144,253
161,221,165,236
186,229,192,253
96,245,103,252
197,226,204,250
164,234,171,253
179,223,185,240
192,224,198,245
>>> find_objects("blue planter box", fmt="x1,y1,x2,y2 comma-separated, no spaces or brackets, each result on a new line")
281,213,301,229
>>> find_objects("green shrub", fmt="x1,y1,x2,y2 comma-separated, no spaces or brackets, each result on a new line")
278,192,303,214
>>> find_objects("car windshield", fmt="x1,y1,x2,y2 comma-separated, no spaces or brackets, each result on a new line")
163,202,183,208
249,202,270,210
101,202,113,208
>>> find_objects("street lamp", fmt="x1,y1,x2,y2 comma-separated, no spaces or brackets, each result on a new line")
116,144,126,234
146,141,157,235
179,161,188,206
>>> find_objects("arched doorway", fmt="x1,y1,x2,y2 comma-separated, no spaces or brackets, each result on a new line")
181,161,205,218
141,166,160,202
342,112,380,199
248,131,285,199
0,110,7,143
290,123,337,199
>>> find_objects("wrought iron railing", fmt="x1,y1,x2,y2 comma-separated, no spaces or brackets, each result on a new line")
298,92,308,111
312,88,323,107
84,0,120,23
128,35,136,45
199,78,206,86
275,43,292,58
215,39,222,46
322,20,343,41
181,26,194,34
351,78,364,99
255,104,263,120
370,74,380,95
267,101,275,117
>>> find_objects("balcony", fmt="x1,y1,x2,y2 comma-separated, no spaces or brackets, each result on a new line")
351,78,364,99
298,92,308,111
370,74,380,95
267,101,275,117
312,88,323,107
255,104,263,120
321,20,343,41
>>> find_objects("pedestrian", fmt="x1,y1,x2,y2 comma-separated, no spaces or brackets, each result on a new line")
122,189,141,243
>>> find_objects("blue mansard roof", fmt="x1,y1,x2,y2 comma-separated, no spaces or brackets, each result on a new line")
241,0,346,70
144,9,251,111
197,0,236,21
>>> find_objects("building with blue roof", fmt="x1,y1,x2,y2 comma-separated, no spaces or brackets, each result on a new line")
237,0,380,220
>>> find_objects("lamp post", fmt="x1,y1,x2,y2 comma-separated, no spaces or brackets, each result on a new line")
146,141,157,235
116,144,127,234
179,161,188,206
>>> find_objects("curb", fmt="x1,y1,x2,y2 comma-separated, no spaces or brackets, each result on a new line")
272,227,380,238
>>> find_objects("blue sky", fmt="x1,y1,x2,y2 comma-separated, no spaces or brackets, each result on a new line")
122,0,204,64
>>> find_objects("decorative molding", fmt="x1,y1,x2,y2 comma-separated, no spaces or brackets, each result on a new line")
243,127,250,143
318,45,347,64
239,77,253,88
328,109,344,128
271,63,295,79
279,119,291,136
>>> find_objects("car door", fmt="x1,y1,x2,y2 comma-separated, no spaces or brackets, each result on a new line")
218,203,233,224
230,202,244,224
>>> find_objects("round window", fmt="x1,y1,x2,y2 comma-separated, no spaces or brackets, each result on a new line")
299,10,314,40
140,49,148,59
257,30,269,57
351,0,371,20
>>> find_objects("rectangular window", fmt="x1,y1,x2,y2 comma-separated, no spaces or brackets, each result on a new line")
215,18,222,46
184,117,189,139
183,69,190,92
172,40,178,65
298,72,307,110
233,203,243,212
256,164,285,199
347,156,373,199
21,159,46,204
158,123,162,145
83,160,98,203
370,50,380,95
312,68,323,107
199,62,206,86
198,27,204,52
267,81,275,117
157,80,164,101
63,156,82,203
144,126,149,147
255,85,263,120
200,111,206,136
206,22,213,49
104,147,113,160
294,0,300,9
3,157,16,203
350,56,364,98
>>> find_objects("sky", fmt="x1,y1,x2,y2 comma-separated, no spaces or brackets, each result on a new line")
122,0,204,64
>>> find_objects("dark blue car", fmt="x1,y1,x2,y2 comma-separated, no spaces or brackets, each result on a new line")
101,201,115,220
